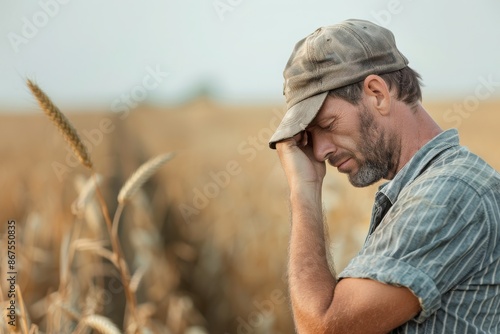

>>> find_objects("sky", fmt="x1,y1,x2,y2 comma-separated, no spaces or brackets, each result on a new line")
1,0,500,111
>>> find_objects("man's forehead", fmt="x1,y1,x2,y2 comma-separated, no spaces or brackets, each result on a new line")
306,98,331,129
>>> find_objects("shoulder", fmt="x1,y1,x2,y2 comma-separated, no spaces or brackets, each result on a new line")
413,145,500,198
381,145,500,252
386,146,499,259
395,145,500,229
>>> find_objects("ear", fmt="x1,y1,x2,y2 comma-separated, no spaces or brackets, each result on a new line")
362,75,391,116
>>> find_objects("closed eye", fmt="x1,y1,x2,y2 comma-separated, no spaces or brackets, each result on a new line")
320,120,336,131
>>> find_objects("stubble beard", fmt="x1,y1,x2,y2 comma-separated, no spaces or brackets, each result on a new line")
348,105,398,188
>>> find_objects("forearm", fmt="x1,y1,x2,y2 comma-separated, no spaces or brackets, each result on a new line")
288,185,337,332
276,138,419,334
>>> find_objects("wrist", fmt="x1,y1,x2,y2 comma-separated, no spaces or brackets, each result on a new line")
289,182,323,207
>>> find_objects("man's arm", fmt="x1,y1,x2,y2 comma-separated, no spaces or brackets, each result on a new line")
277,137,421,334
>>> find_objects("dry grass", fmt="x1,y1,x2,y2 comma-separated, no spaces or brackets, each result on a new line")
0,95,498,333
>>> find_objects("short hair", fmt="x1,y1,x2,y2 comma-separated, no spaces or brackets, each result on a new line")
328,66,423,107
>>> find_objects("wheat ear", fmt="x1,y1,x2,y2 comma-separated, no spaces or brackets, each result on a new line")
76,315,121,334
112,152,175,241
117,152,175,203
26,79,139,330
26,79,93,169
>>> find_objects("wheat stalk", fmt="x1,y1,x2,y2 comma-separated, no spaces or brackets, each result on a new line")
117,152,175,203
16,284,30,334
28,324,39,334
26,79,141,331
110,152,174,332
91,174,140,332
26,79,93,169
57,303,80,322
71,174,103,217
129,264,148,294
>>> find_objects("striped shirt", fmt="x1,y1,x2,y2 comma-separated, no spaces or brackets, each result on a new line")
339,129,500,333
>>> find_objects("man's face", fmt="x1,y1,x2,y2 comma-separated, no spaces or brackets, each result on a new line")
306,95,399,187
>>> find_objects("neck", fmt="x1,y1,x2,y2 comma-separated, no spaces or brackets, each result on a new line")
391,102,442,177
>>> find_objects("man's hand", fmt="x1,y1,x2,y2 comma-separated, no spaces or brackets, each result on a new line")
276,131,326,196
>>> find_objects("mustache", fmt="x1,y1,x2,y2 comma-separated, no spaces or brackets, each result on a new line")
326,154,351,167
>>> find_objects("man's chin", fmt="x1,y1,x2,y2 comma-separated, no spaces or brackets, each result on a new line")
348,178,377,188
347,169,384,188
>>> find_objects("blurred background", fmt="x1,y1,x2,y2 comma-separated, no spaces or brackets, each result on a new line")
1,1,499,333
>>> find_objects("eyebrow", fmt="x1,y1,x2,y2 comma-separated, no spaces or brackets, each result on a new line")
307,115,331,129
307,116,323,129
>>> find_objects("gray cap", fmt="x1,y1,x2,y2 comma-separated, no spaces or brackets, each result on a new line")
269,19,408,149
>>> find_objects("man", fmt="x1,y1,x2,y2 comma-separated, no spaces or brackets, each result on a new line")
269,19,500,333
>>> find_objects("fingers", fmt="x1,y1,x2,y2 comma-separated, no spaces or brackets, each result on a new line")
276,131,309,152
274,131,326,187
296,131,309,148
275,137,297,154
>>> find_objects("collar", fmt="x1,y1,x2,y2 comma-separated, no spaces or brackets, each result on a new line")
378,129,460,205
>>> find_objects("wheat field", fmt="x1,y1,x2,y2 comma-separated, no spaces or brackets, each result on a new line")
0,93,499,333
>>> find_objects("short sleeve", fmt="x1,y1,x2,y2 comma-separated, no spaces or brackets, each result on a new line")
338,176,490,323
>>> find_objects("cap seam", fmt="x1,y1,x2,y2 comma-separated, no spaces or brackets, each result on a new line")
339,25,375,69
307,30,322,92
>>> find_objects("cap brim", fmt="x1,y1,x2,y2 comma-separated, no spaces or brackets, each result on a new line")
269,92,328,149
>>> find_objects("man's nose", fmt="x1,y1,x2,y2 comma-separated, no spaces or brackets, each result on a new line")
312,133,337,162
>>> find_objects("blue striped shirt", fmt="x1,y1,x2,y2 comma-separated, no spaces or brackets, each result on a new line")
339,129,500,333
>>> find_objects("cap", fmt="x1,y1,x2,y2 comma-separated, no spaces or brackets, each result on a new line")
269,19,409,149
